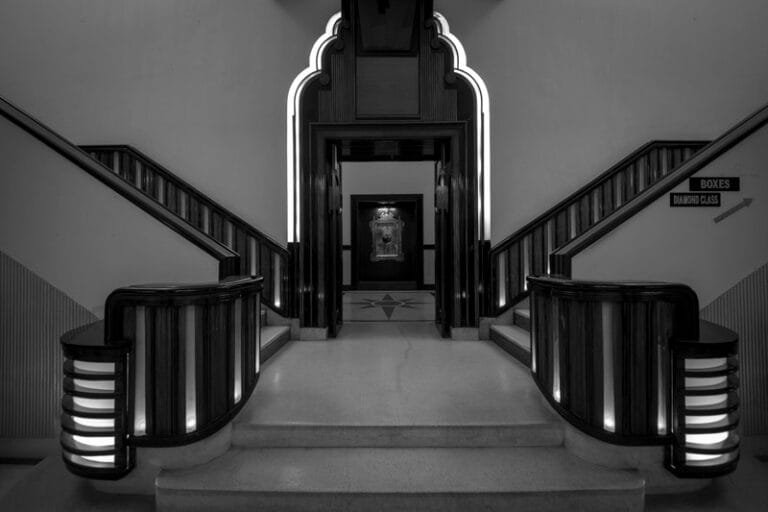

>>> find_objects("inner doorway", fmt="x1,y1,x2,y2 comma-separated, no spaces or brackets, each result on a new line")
343,164,435,323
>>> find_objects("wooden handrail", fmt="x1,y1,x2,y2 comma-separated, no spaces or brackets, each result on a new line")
491,141,709,252
528,276,739,477
80,145,286,253
488,140,708,316
80,144,291,315
61,276,264,479
0,95,239,280
551,102,768,276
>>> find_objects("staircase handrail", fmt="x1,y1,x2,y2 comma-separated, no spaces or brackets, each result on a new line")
551,102,768,276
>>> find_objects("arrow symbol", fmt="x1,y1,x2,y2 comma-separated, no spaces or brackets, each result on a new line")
714,198,753,223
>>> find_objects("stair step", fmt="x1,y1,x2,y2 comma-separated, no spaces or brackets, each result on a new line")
490,325,531,367
233,422,563,448
261,325,290,363
513,308,531,331
156,446,644,512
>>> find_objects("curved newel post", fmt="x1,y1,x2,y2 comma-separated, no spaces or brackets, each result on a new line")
528,276,739,478
60,276,263,479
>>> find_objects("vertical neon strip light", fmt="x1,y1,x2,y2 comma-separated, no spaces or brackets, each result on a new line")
434,12,491,241
184,305,197,432
602,302,616,432
134,307,147,436
288,12,490,242
233,299,242,403
286,13,342,244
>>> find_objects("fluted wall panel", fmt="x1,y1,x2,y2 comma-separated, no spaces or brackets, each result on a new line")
701,261,768,434
0,250,96,438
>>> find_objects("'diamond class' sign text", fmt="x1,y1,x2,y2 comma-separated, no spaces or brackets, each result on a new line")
669,192,721,207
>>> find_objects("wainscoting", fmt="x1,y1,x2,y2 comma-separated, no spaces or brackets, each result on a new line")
701,260,768,434
0,250,96,438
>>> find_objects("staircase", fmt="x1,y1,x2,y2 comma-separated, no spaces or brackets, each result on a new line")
153,324,645,512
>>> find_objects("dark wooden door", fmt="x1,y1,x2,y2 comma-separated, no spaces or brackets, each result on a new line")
434,147,452,338
326,143,343,337
351,195,423,290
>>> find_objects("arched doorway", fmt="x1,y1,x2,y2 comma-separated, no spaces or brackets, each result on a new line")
287,0,490,337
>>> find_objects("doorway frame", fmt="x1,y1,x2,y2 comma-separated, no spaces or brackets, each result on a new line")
350,193,424,290
297,121,480,337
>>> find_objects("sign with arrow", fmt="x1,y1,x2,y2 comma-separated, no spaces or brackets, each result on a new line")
714,198,753,223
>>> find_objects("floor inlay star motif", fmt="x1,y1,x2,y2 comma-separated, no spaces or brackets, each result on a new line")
350,294,430,320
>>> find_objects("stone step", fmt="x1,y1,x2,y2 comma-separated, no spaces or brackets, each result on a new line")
261,325,291,363
490,324,531,367
232,422,563,448
156,446,645,512
513,307,531,331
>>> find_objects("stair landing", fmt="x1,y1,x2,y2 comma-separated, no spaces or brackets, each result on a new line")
157,322,645,511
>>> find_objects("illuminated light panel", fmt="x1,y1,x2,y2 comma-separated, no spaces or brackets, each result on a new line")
497,252,507,308
552,298,561,403
685,452,722,462
685,376,728,388
288,11,492,243
81,454,115,464
67,453,116,467
286,12,343,243
434,12,492,241
657,344,667,435
602,302,616,432
72,416,115,429
686,432,729,445
184,305,197,434
73,361,114,373
73,379,114,392
234,298,243,404
72,397,114,410
685,414,728,425
685,358,727,370
134,306,147,436
73,435,115,448
273,254,282,308
685,394,728,407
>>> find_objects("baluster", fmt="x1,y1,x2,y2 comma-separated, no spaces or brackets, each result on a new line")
112,151,120,175
638,153,648,191
179,190,189,220
522,234,531,290
614,172,623,208
568,203,578,241
225,220,234,249
592,188,601,225
134,159,143,189
201,204,211,235
156,175,165,205
545,219,554,274
509,242,520,298
248,236,259,277
497,251,507,308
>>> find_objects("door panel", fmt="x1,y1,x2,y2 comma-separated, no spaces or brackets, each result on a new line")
435,146,452,338
326,143,343,337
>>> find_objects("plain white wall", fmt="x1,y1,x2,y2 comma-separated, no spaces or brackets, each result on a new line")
1,0,767,246
572,123,768,307
0,116,220,315
342,161,435,286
